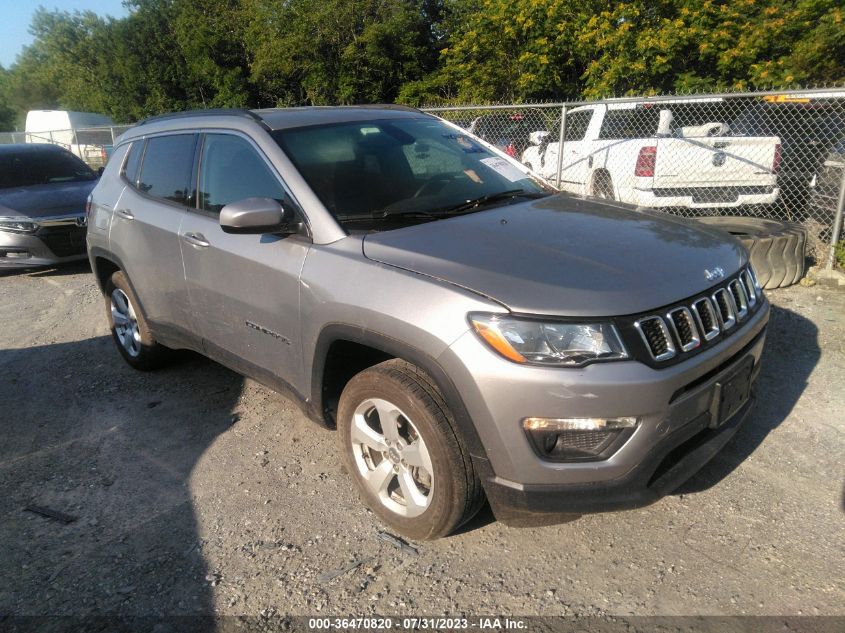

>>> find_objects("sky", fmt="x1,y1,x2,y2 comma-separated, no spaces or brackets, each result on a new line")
0,0,129,68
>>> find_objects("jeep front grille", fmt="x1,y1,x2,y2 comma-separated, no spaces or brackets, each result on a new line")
667,307,700,352
692,298,720,341
635,316,676,361
740,269,758,308
713,288,737,330
632,267,761,363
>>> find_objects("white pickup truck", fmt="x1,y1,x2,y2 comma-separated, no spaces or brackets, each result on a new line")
521,101,782,209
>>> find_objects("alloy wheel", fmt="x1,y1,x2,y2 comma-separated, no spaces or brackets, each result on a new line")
110,288,141,358
350,397,434,518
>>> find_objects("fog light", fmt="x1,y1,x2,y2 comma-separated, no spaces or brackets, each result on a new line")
524,417,638,431
1,250,30,259
523,417,638,462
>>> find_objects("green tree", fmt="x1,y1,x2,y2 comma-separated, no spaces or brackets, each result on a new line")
577,0,845,97
406,0,845,104
0,66,18,130
243,0,437,106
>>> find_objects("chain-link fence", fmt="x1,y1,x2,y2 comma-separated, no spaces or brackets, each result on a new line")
0,125,132,169
424,87,845,267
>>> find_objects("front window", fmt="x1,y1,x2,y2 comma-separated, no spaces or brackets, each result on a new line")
198,134,288,214
272,117,550,229
0,149,96,189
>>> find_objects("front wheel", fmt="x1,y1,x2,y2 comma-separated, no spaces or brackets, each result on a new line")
337,360,484,540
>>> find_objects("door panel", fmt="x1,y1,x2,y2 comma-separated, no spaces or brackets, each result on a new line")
108,135,197,330
181,133,310,387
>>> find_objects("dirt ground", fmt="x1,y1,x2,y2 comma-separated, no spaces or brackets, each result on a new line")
1,261,843,619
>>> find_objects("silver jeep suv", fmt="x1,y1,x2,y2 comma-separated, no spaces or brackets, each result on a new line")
87,106,769,539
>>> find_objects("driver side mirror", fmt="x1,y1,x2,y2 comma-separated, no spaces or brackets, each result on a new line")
219,197,299,235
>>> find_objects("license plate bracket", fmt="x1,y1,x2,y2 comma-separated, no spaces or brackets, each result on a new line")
709,358,754,429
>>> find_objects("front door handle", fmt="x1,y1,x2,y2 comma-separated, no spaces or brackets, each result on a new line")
182,232,210,248
115,208,134,220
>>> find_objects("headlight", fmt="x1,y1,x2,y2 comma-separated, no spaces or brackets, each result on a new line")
0,219,38,234
469,313,628,366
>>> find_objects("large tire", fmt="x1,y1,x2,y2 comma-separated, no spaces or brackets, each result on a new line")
337,359,484,540
692,217,806,289
104,271,170,370
591,171,615,201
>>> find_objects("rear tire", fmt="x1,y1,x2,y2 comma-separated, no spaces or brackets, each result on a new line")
692,217,806,289
592,171,615,201
104,271,170,370
337,359,484,540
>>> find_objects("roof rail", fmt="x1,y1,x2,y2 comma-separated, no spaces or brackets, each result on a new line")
137,108,266,127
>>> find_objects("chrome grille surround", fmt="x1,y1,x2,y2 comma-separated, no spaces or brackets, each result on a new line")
633,316,676,361
691,297,721,341
740,269,758,308
712,288,737,330
666,307,700,352
632,267,761,363
728,279,749,320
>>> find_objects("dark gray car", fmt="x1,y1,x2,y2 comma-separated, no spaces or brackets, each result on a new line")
0,144,97,268
87,107,769,540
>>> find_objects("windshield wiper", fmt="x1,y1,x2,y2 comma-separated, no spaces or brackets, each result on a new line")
338,211,440,223
433,189,548,216
338,189,550,223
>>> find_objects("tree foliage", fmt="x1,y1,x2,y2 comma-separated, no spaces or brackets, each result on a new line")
0,0,841,126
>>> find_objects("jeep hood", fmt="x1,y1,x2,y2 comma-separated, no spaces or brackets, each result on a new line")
362,194,746,317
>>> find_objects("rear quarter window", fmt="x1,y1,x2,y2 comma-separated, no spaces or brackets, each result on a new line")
121,141,143,186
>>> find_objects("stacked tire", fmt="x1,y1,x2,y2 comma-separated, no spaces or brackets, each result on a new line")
692,217,806,289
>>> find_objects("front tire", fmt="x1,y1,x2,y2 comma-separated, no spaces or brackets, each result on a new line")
337,360,484,540
104,271,170,370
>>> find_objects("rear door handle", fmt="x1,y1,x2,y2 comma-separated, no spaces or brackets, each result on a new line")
115,208,134,220
182,232,210,248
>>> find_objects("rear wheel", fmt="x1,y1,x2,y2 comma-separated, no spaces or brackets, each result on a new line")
337,359,484,540
105,271,170,370
592,171,615,201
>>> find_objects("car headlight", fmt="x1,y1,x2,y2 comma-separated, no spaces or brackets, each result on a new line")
469,313,628,366
0,219,38,234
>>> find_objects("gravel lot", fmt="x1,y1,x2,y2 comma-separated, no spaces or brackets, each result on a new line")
1,262,843,619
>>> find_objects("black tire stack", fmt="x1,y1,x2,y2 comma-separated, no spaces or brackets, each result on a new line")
692,217,806,289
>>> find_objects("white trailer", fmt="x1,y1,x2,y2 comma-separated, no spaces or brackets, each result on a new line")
25,110,115,168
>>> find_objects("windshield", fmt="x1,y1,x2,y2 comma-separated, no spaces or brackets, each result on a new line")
0,149,97,189
272,116,549,227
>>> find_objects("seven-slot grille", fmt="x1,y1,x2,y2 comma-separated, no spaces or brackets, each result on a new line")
634,267,761,362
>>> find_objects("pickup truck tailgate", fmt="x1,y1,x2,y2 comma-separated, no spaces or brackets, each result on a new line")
654,136,780,190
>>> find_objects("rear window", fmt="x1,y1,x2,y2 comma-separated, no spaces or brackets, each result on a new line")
564,110,593,141
598,109,661,139
137,134,197,204
0,148,96,189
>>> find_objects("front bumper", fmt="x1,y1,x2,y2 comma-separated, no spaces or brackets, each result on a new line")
439,298,769,519
0,217,87,269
